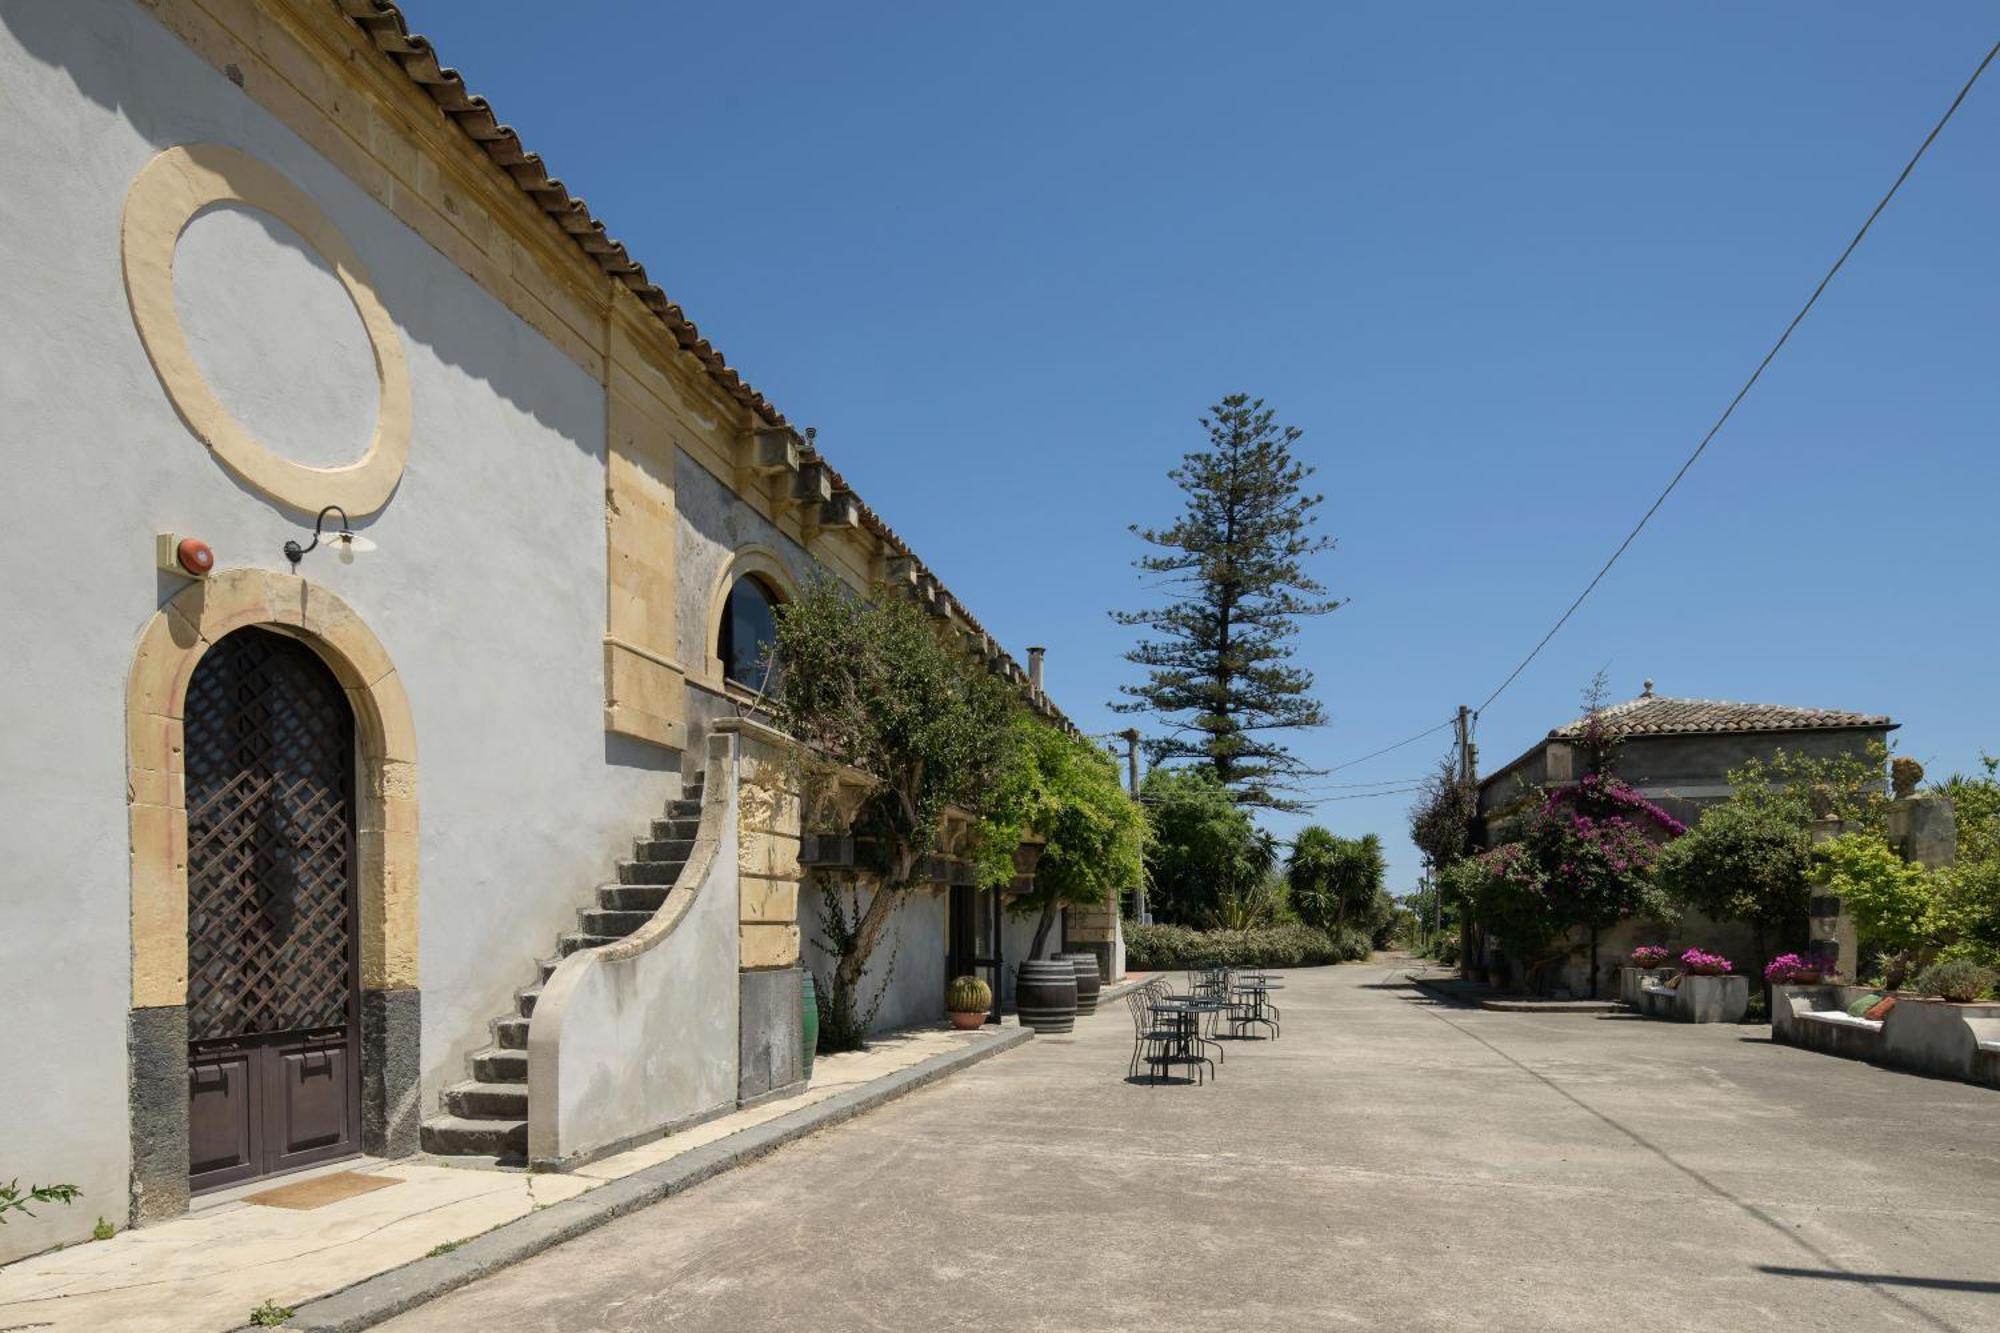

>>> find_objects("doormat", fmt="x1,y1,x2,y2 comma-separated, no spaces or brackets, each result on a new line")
245,1171,401,1210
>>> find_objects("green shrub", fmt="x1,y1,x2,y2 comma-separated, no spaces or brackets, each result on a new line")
1911,958,1996,1003
1124,921,1369,971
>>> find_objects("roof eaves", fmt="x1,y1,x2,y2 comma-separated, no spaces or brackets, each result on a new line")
334,1,1068,726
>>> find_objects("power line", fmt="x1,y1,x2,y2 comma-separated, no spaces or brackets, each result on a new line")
1474,35,2000,718
1301,784,1425,806
1319,717,1456,775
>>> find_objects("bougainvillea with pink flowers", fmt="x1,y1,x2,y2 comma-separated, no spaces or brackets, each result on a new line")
1680,948,1734,976
1630,945,1672,968
1763,952,1840,983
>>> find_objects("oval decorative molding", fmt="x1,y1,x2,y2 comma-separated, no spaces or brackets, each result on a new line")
122,144,411,515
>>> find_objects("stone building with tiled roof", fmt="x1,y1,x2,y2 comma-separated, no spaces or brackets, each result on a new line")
1470,683,1896,997
0,0,1092,1261
1478,681,1896,835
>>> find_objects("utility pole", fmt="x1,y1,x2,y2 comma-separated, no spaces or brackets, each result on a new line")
1118,728,1147,923
1454,704,1475,978
1455,704,1472,785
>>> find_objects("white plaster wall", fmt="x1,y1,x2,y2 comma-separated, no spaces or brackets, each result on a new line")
0,2,678,1257
800,885,949,1035
175,204,379,469
530,738,740,1164
1000,906,1066,1007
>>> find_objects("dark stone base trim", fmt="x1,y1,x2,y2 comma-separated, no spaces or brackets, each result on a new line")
736,1077,808,1111
128,1004,190,1227
128,988,420,1228
737,966,805,1105
361,988,421,1159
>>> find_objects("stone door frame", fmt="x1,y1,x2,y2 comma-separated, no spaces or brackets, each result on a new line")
125,569,420,1224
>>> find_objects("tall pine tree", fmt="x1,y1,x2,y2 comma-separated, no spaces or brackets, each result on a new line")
1113,394,1340,810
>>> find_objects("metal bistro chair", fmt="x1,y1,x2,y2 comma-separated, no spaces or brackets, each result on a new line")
1229,973,1280,1040
1125,989,1195,1085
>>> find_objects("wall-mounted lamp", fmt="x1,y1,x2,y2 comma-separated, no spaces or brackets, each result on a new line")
284,505,376,569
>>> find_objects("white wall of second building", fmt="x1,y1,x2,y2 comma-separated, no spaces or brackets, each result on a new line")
0,1,683,1257
799,885,950,1036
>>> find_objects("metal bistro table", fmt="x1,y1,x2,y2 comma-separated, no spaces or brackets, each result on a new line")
1148,994,1225,1084
1230,973,1284,1040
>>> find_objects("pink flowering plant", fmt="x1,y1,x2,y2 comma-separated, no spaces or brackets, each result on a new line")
1680,948,1734,976
1763,952,1839,984
1630,945,1672,968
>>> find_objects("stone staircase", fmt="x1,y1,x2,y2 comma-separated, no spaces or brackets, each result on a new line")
420,775,704,1162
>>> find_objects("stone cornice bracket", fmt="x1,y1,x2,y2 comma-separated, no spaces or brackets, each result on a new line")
737,423,801,496
819,489,862,532
788,459,834,516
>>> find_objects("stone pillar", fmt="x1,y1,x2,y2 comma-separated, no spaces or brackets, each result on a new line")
717,719,806,1106
1887,795,1957,871
1062,886,1123,982
1806,817,1859,979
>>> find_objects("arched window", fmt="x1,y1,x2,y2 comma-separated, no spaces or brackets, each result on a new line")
718,574,781,690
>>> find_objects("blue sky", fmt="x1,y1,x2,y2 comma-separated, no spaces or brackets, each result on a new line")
406,3,1999,891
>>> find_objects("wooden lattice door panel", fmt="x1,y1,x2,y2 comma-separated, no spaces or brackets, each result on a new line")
184,628,357,1042
184,628,360,1191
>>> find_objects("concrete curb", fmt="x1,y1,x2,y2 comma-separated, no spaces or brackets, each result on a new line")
1410,973,1622,1014
282,1025,1033,1332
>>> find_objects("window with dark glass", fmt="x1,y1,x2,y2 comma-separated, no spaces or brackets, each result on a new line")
719,575,780,689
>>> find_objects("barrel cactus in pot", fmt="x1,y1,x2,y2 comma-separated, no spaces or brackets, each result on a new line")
947,975,992,1029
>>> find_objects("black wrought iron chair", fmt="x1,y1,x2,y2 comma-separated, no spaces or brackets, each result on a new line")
1125,989,1190,1085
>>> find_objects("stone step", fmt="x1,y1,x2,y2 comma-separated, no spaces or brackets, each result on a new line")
667,798,703,819
579,906,654,937
556,931,620,957
632,837,696,863
598,883,670,912
538,956,561,984
649,816,701,841
616,859,681,885
421,1114,527,1160
493,1015,530,1049
470,1047,527,1083
443,1080,529,1120
516,984,542,1018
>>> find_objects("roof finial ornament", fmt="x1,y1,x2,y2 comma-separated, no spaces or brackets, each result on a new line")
1642,679,1655,698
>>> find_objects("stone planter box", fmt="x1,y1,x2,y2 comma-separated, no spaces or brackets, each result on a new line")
1617,966,1673,1009
1774,984,2000,1087
1638,973,1747,1023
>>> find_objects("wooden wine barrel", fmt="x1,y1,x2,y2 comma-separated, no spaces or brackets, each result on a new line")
1057,952,1102,1016
801,970,820,1078
1016,959,1078,1034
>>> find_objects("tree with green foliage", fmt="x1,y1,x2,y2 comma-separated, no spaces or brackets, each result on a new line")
1935,757,2000,970
770,572,1015,1047
1408,752,1479,873
978,715,1147,959
1655,801,1813,976
1137,766,1274,926
1810,831,1937,986
1287,828,1387,934
1112,394,1341,811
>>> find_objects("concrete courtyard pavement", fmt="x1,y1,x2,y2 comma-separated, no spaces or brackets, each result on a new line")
384,960,2000,1333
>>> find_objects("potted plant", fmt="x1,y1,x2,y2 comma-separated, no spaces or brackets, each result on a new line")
1670,948,1748,1023
1764,952,1840,986
946,975,992,1029
1630,945,1671,969
1680,948,1733,976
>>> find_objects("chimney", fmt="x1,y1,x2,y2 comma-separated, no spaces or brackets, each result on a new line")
1026,646,1045,702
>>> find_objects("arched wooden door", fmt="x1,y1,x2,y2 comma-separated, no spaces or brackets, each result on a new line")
184,628,361,1192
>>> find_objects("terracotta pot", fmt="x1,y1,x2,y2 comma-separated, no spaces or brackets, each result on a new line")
947,1009,986,1030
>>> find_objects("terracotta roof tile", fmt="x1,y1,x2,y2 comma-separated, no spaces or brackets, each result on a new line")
1550,694,1892,739
334,1,1067,726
